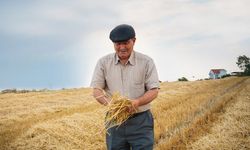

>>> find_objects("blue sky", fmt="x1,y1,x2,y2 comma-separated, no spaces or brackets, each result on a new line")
0,0,250,90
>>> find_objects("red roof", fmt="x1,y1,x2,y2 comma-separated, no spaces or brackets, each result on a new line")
211,69,224,74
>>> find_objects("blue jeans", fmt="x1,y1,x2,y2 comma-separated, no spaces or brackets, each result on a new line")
106,110,154,150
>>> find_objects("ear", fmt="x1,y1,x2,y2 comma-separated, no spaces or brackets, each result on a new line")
132,38,136,43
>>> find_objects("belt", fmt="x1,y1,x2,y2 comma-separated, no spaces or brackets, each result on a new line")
129,110,149,119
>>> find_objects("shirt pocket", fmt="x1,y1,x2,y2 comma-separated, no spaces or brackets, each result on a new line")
133,81,144,89
131,82,145,98
132,72,145,89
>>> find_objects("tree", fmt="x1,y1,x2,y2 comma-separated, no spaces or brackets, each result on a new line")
236,55,250,76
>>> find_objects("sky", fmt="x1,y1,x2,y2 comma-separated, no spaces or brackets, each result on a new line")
0,0,250,90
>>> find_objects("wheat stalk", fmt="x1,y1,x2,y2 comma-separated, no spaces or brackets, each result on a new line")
104,93,136,131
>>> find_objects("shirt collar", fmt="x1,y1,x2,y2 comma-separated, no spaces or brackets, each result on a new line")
115,51,135,66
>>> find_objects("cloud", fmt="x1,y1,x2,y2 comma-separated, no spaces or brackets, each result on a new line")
0,0,250,89
0,0,118,37
124,0,250,81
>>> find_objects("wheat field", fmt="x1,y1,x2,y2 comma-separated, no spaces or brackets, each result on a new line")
0,77,249,150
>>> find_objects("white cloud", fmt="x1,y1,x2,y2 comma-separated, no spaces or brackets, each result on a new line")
1,0,250,88
70,28,114,86
114,0,250,81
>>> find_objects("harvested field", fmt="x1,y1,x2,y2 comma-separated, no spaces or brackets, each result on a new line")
187,77,250,150
0,77,249,149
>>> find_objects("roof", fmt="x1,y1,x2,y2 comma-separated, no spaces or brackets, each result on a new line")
210,69,226,74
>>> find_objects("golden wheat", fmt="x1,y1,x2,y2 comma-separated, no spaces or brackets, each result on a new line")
0,77,249,150
105,93,135,130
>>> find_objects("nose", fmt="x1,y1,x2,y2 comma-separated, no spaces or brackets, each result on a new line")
119,44,126,49
117,43,126,49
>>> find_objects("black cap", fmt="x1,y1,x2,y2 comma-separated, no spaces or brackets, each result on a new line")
109,24,136,42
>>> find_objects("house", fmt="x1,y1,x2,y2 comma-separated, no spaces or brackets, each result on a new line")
230,71,243,76
209,69,227,79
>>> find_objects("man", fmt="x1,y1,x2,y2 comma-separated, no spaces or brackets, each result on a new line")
90,24,159,150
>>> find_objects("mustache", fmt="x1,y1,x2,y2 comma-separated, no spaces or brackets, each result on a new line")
119,48,128,51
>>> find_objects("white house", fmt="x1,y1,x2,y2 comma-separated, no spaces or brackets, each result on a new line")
230,71,243,76
209,69,227,79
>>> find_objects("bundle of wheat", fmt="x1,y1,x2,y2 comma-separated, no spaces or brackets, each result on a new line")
105,93,136,130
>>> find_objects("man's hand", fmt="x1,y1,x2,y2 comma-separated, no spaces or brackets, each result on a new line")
128,100,140,113
93,88,110,106
127,88,159,113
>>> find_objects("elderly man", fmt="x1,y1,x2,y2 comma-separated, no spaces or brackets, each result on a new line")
90,24,159,150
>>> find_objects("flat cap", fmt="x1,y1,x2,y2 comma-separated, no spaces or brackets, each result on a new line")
109,24,136,42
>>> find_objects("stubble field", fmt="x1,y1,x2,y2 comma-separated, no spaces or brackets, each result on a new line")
0,77,249,150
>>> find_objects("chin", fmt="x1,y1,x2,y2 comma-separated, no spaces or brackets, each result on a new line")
119,53,128,57
119,55,129,59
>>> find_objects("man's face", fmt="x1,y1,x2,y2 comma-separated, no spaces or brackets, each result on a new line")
114,38,136,60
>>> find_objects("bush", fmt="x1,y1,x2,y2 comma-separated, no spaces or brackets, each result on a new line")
178,77,188,81
221,74,231,78
0,88,39,94
1,89,17,94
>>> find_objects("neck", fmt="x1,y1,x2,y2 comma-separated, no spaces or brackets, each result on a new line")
119,58,128,65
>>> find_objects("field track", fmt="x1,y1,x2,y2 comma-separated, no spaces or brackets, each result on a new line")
154,77,249,149
187,77,250,149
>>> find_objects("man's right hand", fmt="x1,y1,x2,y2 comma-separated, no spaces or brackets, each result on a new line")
93,88,110,105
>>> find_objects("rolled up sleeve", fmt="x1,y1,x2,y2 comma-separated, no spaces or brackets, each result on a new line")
145,59,160,91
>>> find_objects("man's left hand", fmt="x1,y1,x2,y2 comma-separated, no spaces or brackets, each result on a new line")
128,100,140,113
